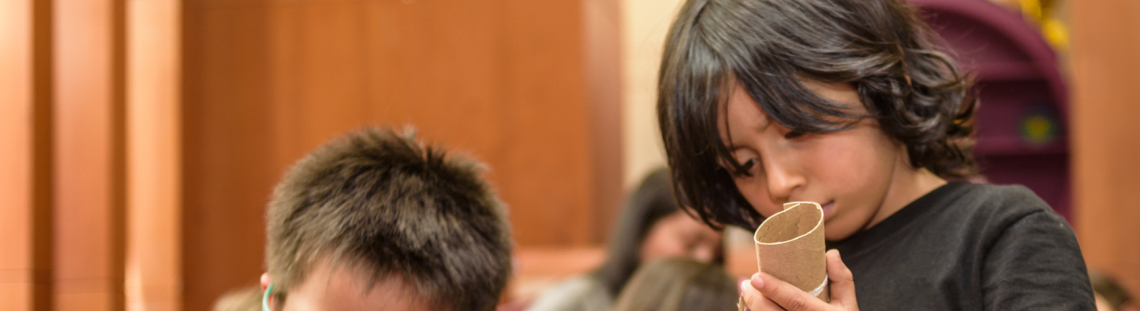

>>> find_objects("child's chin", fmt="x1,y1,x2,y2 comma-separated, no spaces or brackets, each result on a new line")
824,226,857,241
822,218,860,241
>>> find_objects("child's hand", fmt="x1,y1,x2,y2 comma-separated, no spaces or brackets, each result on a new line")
740,249,858,311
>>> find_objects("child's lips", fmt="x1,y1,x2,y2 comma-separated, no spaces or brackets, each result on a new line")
821,201,835,218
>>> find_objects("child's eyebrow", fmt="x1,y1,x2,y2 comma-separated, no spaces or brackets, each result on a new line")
724,111,773,152
751,115,773,134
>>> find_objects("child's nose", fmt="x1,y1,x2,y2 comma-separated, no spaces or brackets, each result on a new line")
763,159,803,202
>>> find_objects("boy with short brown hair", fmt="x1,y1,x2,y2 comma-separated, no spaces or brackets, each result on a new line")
258,127,512,311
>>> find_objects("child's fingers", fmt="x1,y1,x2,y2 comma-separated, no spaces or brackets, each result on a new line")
740,278,786,311
753,272,832,311
825,249,859,310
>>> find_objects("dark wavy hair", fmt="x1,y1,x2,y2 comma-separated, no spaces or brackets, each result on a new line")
657,0,977,229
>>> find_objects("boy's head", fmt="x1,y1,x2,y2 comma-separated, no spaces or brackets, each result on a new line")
658,0,975,237
260,127,512,311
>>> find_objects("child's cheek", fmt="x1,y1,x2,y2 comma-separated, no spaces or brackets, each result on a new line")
747,190,784,216
734,178,781,218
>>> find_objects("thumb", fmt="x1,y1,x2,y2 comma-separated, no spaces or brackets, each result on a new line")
826,249,858,310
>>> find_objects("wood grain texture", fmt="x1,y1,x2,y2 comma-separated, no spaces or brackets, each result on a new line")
181,0,619,309
52,0,126,309
1070,0,1140,296
0,1,45,310
125,0,183,310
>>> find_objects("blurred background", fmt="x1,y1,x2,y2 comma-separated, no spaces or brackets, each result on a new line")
1,0,1137,310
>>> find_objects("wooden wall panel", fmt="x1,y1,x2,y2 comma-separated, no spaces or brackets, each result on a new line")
52,0,125,310
489,0,596,246
584,0,624,244
181,2,276,311
1071,0,1140,296
0,4,35,305
0,1,52,310
125,0,182,310
264,0,611,245
181,0,620,309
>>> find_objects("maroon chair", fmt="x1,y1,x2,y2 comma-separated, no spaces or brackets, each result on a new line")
911,0,1072,220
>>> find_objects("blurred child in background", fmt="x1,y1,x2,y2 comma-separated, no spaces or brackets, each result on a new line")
215,127,513,311
1090,270,1137,311
612,257,739,311
527,168,723,311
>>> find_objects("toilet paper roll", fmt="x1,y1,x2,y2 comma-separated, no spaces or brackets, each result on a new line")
753,201,829,302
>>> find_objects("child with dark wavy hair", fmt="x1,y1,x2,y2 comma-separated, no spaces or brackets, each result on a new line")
656,0,1094,310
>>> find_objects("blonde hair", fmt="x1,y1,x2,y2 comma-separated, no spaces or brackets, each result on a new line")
211,286,260,311
612,258,738,311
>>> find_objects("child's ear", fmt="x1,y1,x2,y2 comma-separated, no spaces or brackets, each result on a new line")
260,273,272,291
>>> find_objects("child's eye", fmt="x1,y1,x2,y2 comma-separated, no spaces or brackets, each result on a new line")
784,131,805,139
733,158,757,176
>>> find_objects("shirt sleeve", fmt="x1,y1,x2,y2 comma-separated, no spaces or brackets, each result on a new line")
981,210,1095,310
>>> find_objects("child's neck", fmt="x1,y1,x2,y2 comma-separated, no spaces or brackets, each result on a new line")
864,164,946,231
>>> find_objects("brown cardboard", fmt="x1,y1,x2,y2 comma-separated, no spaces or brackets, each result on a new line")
753,201,829,302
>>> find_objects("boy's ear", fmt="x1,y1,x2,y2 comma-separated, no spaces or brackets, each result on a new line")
260,273,272,291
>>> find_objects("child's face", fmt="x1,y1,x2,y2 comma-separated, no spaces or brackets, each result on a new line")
639,210,724,265
266,260,435,311
718,79,913,240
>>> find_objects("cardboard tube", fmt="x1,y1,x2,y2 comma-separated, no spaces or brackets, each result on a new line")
753,201,829,302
